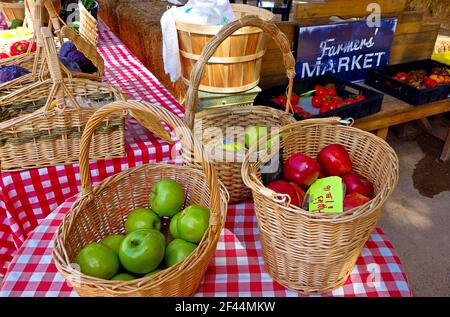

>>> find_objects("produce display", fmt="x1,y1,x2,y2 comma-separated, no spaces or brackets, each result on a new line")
270,83,366,117
59,41,97,74
221,125,281,154
0,64,29,83
0,39,36,59
265,143,375,212
392,67,450,89
75,179,211,281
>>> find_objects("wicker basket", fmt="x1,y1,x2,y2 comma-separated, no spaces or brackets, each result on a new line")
176,4,274,93
52,100,228,297
0,0,25,24
79,1,98,47
182,15,296,203
0,27,125,171
0,1,103,97
241,117,400,294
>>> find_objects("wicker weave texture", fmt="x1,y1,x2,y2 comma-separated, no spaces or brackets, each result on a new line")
0,27,125,171
182,15,296,203
52,100,228,297
241,117,400,294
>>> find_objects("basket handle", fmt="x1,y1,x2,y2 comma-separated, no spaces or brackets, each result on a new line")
43,0,64,44
41,26,80,111
78,100,223,227
184,15,296,130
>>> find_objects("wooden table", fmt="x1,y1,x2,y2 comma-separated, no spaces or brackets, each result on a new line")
353,89,450,159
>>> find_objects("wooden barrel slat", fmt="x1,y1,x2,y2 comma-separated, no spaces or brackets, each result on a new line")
176,4,274,94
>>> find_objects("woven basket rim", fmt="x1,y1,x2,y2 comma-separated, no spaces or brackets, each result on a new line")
52,163,228,295
242,121,400,223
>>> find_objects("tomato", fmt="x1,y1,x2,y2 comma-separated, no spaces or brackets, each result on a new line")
333,97,344,108
290,94,300,106
277,95,287,107
311,96,322,108
271,97,281,105
314,85,327,99
354,95,366,102
324,83,337,96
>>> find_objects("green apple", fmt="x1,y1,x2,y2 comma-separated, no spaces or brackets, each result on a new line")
144,269,162,277
169,212,181,239
177,205,210,243
100,234,125,255
245,125,268,150
119,229,166,274
76,243,119,279
111,273,135,281
164,239,197,268
150,179,185,217
125,208,161,234
222,139,246,153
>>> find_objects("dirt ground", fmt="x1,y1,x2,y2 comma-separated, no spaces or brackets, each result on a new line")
379,131,450,297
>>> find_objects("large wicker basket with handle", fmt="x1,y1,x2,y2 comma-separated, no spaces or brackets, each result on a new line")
53,100,228,297
0,27,125,171
182,15,296,203
241,117,400,294
176,4,274,93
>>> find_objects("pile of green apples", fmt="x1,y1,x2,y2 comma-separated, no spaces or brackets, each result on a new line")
222,125,280,153
75,179,210,281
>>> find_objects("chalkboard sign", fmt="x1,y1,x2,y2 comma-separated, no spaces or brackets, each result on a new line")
294,19,398,82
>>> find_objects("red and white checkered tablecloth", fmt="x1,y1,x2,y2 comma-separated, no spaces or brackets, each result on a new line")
0,18,184,277
0,197,412,297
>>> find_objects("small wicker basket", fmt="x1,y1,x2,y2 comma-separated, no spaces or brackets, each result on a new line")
241,117,400,294
183,15,296,203
0,1,103,96
0,27,125,171
53,100,228,297
79,1,98,47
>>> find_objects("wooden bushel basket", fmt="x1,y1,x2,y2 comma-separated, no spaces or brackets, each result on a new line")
182,15,296,203
241,117,400,294
176,4,274,93
52,100,228,297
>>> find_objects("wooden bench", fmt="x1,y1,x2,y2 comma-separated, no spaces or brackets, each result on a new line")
354,89,450,159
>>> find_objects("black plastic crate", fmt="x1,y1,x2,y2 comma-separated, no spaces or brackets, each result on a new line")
255,75,383,120
365,59,450,105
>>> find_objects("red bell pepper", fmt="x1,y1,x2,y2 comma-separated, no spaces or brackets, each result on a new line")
0,52,9,59
10,40,36,56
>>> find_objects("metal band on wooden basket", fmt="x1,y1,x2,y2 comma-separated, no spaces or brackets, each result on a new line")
0,27,126,171
52,100,228,297
181,14,297,203
241,116,400,294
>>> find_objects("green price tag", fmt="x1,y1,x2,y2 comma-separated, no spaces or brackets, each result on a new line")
303,176,344,213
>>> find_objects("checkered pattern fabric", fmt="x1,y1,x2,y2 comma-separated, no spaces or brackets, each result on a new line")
0,198,412,297
0,19,184,277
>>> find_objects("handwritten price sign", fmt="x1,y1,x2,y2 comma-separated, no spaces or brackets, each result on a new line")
294,19,398,82
304,177,344,213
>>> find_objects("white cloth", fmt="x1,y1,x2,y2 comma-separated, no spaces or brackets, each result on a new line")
161,0,236,82
161,7,182,82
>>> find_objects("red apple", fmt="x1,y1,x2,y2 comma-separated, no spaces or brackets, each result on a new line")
267,180,300,207
343,172,374,198
343,192,370,211
289,182,305,206
283,153,321,188
317,144,353,176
